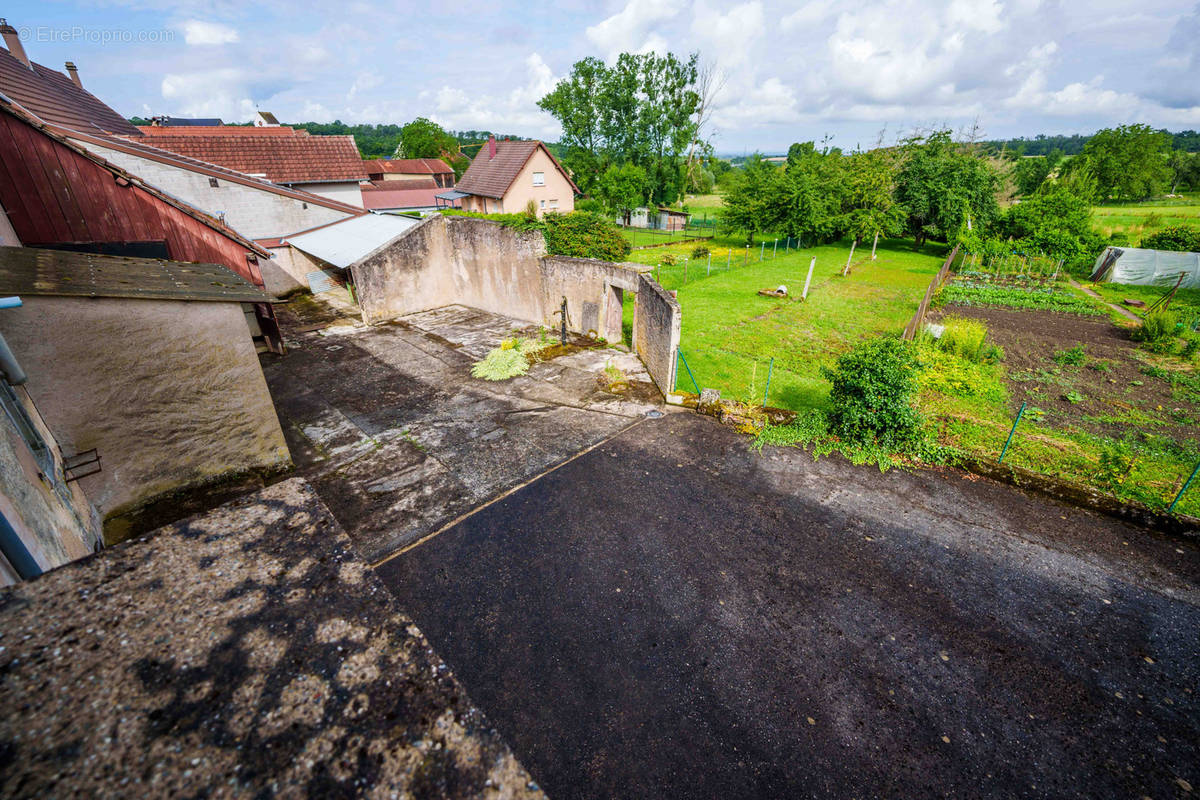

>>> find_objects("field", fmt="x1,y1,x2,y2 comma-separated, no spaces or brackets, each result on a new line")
1091,192,1200,240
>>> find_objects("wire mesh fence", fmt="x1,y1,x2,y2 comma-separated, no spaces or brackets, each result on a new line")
646,236,808,291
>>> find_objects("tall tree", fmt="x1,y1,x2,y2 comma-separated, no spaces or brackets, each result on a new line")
1012,149,1063,197
538,51,702,204
594,162,649,224
718,155,777,244
396,117,469,175
1078,124,1170,201
894,131,1001,249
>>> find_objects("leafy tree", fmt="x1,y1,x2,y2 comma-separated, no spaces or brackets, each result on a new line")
539,51,701,204
839,147,905,243
1078,124,1170,201
764,142,842,244
396,117,470,175
594,162,649,223
718,154,777,244
1012,149,1062,196
894,131,1001,249
1167,150,1200,193
1000,176,1102,270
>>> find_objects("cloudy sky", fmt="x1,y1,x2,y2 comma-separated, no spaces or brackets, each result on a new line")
8,0,1199,152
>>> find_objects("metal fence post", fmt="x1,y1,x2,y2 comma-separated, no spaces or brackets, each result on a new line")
999,402,1026,463
1168,459,1200,514
802,257,816,300
760,242,765,262
707,252,712,276
676,348,700,394
763,357,774,407
871,231,879,260
773,239,778,258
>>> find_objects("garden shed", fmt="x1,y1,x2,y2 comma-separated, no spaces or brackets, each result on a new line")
1090,246,1200,289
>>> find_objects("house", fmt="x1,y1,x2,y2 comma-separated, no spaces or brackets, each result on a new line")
0,21,365,246
455,136,578,216
253,110,280,127
360,183,459,214
134,124,369,206
0,245,290,541
363,158,456,188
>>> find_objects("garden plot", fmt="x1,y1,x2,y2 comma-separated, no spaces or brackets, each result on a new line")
927,280,1200,515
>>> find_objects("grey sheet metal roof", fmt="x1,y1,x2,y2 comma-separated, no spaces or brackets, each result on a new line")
0,246,272,303
284,212,418,269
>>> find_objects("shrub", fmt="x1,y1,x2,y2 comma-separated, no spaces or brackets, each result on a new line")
574,198,603,214
1052,344,1088,366
691,245,711,259
1140,225,1200,253
1132,310,1178,343
660,253,679,266
1108,232,1131,247
823,337,924,450
938,316,989,362
541,211,632,261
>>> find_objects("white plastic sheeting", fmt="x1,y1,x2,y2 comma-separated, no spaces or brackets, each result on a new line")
1091,246,1200,289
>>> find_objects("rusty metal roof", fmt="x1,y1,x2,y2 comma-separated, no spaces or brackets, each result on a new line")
0,246,272,303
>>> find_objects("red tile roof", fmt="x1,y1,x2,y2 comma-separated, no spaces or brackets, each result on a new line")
118,127,368,184
67,128,368,217
0,45,141,137
360,186,452,211
138,125,298,136
456,140,579,200
363,158,454,176
362,179,438,191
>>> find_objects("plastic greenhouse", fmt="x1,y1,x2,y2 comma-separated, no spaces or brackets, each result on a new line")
1090,246,1200,289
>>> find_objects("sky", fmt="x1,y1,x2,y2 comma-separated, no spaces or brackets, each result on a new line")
6,0,1200,153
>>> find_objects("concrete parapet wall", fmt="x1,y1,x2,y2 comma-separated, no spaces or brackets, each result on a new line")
633,274,681,395
352,216,642,344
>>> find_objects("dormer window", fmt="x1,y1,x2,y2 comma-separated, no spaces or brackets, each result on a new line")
532,171,545,187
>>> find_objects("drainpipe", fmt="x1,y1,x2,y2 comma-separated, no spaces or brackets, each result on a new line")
0,297,25,384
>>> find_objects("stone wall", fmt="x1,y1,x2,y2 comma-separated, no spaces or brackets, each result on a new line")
633,274,681,395
261,245,326,297
0,382,101,583
0,297,291,522
352,216,642,344
77,140,357,240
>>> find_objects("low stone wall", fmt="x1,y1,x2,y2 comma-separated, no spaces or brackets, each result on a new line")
634,274,682,395
0,297,291,524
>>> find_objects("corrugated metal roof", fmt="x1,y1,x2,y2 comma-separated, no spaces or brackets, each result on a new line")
0,246,272,303
285,214,418,269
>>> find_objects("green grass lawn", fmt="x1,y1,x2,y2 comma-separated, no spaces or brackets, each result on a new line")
1091,192,1200,240
624,236,947,408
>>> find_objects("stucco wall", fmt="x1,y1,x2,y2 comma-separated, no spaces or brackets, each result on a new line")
633,274,681,395
500,148,576,215
352,216,639,341
0,297,291,519
291,182,364,208
76,140,357,240
261,245,327,297
0,383,101,583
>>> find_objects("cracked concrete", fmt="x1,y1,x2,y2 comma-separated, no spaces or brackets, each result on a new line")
262,303,666,562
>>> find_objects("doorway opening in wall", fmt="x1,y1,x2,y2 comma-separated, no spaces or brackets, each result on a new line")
605,284,628,348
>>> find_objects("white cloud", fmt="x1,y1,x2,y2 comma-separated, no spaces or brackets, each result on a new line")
161,68,253,118
585,0,687,59
180,20,239,46
423,52,561,135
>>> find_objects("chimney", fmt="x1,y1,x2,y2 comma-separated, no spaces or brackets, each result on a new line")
488,135,496,160
64,62,81,88
0,19,31,68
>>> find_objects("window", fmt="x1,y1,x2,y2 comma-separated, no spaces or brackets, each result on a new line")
548,199,558,209
539,200,546,209
532,171,545,186
208,177,219,188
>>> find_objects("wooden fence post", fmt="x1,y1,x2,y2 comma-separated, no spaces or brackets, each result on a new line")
843,240,857,276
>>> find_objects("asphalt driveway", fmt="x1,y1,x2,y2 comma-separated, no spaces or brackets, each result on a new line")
377,412,1199,800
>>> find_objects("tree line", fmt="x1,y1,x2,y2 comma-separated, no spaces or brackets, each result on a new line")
985,129,1200,157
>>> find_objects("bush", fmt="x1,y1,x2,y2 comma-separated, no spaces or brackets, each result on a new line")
1132,310,1178,343
691,245,711,258
574,198,603,214
541,212,632,261
938,316,989,362
660,253,679,266
1108,232,1131,247
823,337,924,450
1140,225,1200,253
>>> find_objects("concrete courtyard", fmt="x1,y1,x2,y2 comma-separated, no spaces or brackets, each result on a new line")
264,301,1200,799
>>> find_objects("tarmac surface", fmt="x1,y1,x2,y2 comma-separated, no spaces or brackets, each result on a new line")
378,412,1200,800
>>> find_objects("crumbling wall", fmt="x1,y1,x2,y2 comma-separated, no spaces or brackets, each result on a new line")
260,245,328,298
352,216,641,339
634,274,681,395
0,297,291,524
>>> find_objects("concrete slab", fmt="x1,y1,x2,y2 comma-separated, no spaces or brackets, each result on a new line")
0,478,543,799
377,413,1200,800
262,303,663,561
